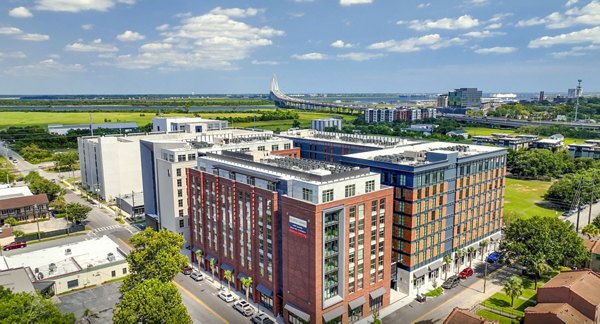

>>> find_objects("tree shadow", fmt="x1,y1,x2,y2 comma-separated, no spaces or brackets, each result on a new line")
486,297,511,308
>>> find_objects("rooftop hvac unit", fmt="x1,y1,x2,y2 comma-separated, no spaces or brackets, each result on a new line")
34,268,39,274
107,252,116,262
65,248,72,255
37,272,44,280
49,263,57,273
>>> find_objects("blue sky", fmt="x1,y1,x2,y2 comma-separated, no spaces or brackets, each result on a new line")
0,0,599,94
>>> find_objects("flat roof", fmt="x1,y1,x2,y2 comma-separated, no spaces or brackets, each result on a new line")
0,186,33,200
1,236,126,280
0,268,36,294
49,123,138,130
281,129,416,148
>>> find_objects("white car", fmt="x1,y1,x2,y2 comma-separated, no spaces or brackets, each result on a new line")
190,271,203,281
233,300,255,317
218,290,235,303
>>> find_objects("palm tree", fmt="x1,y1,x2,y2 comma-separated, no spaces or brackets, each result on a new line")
240,277,253,303
194,250,203,269
224,270,232,292
467,246,476,268
503,276,523,307
443,255,452,280
532,260,552,290
455,249,464,274
581,223,599,239
209,258,216,283
479,240,489,261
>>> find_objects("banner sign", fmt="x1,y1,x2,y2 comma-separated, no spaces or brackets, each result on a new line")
289,216,308,238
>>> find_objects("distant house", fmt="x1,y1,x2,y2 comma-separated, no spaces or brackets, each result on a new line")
403,124,438,136
444,307,496,324
583,239,600,272
0,194,50,224
48,123,139,135
524,270,600,323
446,130,469,139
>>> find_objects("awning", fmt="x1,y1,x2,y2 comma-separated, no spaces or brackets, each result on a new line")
322,306,345,322
192,247,201,253
348,296,366,310
428,260,443,271
490,232,501,241
220,263,234,272
237,272,249,280
369,287,386,299
284,303,310,322
413,267,428,278
205,254,217,264
257,283,273,297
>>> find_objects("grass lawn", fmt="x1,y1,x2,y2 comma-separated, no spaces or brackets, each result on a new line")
463,127,516,137
476,309,520,324
482,292,536,317
0,110,357,130
504,178,562,218
424,287,443,297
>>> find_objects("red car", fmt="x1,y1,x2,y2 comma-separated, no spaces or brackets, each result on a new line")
459,267,474,279
2,241,27,251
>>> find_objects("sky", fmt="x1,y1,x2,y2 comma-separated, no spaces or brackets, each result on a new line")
0,0,599,94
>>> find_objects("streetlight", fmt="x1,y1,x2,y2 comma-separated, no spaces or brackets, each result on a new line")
34,204,41,241
483,253,488,294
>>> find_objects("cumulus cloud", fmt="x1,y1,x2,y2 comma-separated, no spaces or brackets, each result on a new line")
251,60,280,65
529,26,600,47
331,40,355,48
9,7,33,18
368,34,465,52
0,27,49,41
337,52,384,61
417,3,431,8
0,27,23,35
0,51,27,60
291,52,328,60
408,15,479,31
463,30,506,38
517,1,600,29
4,58,85,76
340,0,373,6
65,39,119,52
117,30,145,42
113,7,284,70
81,24,94,30
474,46,517,54
566,0,579,6
35,0,135,12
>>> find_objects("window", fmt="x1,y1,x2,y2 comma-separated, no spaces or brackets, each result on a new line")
271,145,279,151
289,313,308,324
284,143,291,150
178,189,183,198
179,219,184,228
229,172,236,180
67,279,79,289
322,189,334,203
123,268,127,274
370,296,383,312
345,184,356,198
178,199,183,208
176,168,182,177
111,270,116,277
365,180,375,193
258,146,265,151
177,179,182,187
267,182,276,191
178,209,184,217
247,177,255,186
302,188,313,201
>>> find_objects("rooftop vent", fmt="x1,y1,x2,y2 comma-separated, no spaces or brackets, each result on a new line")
107,252,116,262
65,248,71,255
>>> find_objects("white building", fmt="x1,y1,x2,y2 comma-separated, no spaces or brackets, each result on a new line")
0,236,128,295
0,186,33,200
311,118,342,131
152,116,228,133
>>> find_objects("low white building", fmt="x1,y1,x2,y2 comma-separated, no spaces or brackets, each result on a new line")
0,236,128,295
311,118,342,131
152,116,228,133
0,186,33,200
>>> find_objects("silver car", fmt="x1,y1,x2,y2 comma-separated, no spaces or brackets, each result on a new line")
233,300,255,317
190,271,203,281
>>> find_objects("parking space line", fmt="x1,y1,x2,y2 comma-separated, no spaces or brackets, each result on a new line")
173,281,229,324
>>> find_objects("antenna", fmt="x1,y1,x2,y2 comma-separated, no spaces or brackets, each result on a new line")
574,79,582,122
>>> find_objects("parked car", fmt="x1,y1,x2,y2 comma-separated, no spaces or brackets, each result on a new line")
486,251,500,263
441,275,460,289
251,313,275,324
218,290,235,303
181,265,193,275
459,267,474,279
233,300,255,317
190,271,203,281
2,241,26,251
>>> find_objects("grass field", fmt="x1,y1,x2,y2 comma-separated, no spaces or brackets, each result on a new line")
463,126,584,145
0,111,357,130
476,309,519,324
504,178,561,218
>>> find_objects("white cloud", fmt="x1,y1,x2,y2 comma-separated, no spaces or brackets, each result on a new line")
0,27,23,35
566,0,579,6
4,58,85,76
331,40,355,48
0,51,27,60
251,60,280,65
82,24,94,30
368,34,465,52
464,0,490,5
117,30,145,42
485,23,503,29
551,44,600,57
65,39,119,52
463,30,506,38
517,1,600,29
291,52,328,60
209,7,262,17
114,7,284,70
409,15,479,31
35,0,135,12
337,52,384,61
516,17,546,27
474,46,517,54
156,24,170,31
9,7,33,18
529,26,600,47
0,27,49,41
340,0,373,6
417,3,430,9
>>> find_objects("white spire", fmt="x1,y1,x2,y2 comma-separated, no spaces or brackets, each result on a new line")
270,74,279,92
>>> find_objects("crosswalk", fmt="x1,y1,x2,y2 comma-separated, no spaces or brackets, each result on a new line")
92,225,122,233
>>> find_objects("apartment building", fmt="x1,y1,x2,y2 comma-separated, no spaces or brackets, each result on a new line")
448,88,482,108
152,116,228,133
569,139,600,160
188,152,393,323
0,194,49,224
364,108,438,124
340,142,506,295
311,118,343,131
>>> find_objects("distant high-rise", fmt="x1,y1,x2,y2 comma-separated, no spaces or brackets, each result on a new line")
437,94,449,108
568,88,577,99
539,91,545,102
448,88,482,108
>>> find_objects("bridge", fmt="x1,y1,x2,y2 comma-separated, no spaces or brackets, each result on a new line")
442,114,600,130
269,75,368,113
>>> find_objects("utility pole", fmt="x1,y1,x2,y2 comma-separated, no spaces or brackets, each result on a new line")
576,177,584,232
483,259,488,293
574,79,582,122
131,190,135,218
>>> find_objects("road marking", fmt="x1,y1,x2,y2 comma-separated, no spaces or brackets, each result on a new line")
412,265,508,323
116,237,133,249
173,281,229,324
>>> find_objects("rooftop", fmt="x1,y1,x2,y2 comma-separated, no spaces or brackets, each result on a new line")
525,303,592,324
444,307,494,324
281,129,415,148
1,236,126,280
540,270,600,305
583,239,600,254
0,268,36,294
0,186,33,200
48,123,138,130
0,194,49,210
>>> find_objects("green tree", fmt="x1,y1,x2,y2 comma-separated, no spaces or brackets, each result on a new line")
121,228,188,292
467,246,476,268
209,258,216,283
443,255,452,281
240,276,253,303
24,171,64,202
194,250,203,269
479,240,489,261
12,229,25,237
292,119,301,128
593,215,600,230
532,258,553,289
503,276,524,307
224,270,232,293
501,216,589,273
54,151,78,172
454,249,464,274
65,202,91,223
4,217,17,226
0,286,75,323
582,223,599,239
372,309,381,324
113,279,191,324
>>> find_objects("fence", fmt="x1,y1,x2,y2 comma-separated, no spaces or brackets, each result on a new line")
16,224,86,242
